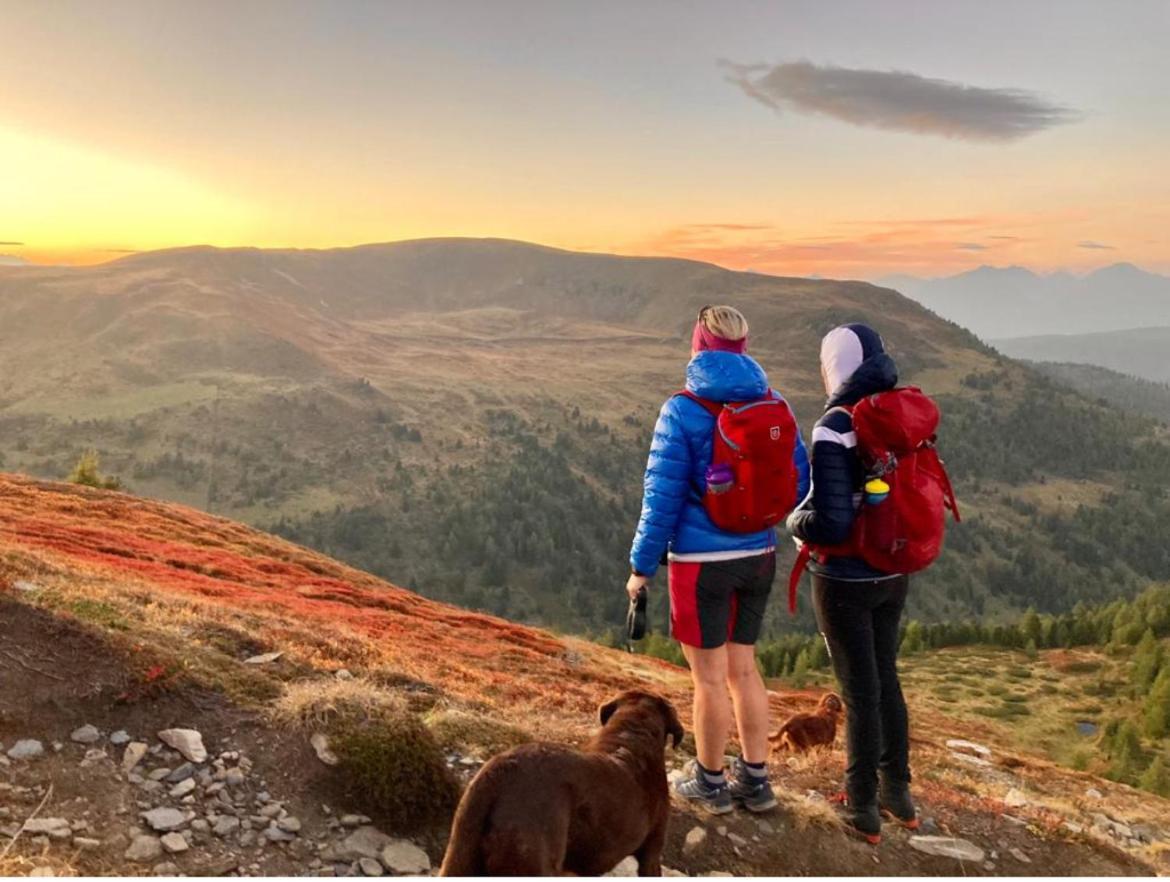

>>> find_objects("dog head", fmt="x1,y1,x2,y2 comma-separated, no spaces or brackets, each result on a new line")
599,690,685,749
818,692,843,716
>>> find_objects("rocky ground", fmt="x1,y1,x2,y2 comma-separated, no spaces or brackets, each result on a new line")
1,723,433,877
5,692,1159,880
649,744,1165,878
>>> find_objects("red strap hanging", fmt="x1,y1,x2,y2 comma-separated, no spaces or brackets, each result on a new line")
789,543,812,614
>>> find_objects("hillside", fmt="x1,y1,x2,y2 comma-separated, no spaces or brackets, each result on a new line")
4,240,1170,635
995,328,1170,384
1025,362,1170,424
888,263,1170,340
0,475,1167,876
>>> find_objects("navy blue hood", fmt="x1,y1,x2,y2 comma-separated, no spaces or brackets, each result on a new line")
827,351,898,408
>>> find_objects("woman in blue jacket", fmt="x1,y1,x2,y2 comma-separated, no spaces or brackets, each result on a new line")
626,305,809,814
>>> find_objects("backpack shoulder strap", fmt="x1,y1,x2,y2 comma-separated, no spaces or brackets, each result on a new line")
675,389,723,417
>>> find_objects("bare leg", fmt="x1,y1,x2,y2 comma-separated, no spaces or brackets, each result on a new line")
682,643,731,770
726,641,770,764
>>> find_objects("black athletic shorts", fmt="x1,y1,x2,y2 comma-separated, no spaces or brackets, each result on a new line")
668,552,776,649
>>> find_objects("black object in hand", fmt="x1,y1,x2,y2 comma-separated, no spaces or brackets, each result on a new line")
627,586,648,642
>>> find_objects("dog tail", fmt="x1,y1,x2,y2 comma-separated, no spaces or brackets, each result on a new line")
769,721,791,745
439,773,495,876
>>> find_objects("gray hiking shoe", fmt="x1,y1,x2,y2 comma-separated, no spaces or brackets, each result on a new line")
674,760,733,815
729,757,778,812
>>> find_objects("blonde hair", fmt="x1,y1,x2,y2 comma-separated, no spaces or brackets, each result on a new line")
700,304,749,341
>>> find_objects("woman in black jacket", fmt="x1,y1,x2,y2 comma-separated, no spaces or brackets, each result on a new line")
786,323,916,844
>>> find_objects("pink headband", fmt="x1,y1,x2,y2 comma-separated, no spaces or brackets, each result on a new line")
692,319,748,354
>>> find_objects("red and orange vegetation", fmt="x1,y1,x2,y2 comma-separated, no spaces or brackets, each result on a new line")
0,473,690,735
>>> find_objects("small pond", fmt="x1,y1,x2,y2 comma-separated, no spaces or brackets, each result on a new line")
1076,720,1099,736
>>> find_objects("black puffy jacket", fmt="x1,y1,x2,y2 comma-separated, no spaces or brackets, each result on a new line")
787,351,903,581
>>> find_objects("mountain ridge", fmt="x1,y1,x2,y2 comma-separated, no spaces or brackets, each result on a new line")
1,238,1169,633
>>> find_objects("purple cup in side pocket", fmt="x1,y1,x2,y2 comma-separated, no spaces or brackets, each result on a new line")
706,462,735,495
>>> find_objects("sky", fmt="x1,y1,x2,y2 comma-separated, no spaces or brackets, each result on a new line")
1,0,1168,278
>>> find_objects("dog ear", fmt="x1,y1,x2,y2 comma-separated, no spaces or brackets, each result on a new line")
661,700,685,750
599,698,621,727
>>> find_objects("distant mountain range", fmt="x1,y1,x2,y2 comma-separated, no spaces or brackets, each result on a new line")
881,263,1170,340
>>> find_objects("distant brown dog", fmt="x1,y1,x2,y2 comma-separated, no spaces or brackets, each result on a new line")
439,690,684,877
771,692,842,752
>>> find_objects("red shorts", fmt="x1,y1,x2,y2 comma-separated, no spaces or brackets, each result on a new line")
668,553,776,649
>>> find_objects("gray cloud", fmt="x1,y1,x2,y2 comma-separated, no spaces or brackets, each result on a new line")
987,235,1020,240
0,241,23,246
956,242,988,251
721,60,1078,141
1077,240,1115,250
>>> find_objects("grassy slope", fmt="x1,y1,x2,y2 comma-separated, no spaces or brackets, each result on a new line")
902,646,1129,773
1,474,1167,875
1029,361,1170,424
994,328,1170,384
0,473,675,736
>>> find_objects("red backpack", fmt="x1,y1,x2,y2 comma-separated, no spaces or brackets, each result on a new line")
678,390,800,534
788,387,960,613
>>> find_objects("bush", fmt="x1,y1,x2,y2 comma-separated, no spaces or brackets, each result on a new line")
273,678,459,832
67,450,122,490
1105,720,1145,784
333,710,460,833
1139,754,1170,798
1143,670,1170,738
640,632,685,667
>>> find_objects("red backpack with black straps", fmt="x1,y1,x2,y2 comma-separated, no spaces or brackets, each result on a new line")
788,386,960,613
678,390,800,534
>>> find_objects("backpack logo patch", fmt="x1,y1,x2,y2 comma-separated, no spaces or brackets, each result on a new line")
770,426,781,441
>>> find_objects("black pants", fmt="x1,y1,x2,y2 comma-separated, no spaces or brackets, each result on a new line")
812,573,910,806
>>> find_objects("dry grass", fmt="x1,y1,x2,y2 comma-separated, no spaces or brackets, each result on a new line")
0,854,68,877
272,677,410,730
425,706,534,756
774,788,843,831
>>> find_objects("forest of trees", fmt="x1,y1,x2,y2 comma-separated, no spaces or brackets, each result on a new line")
1031,362,1170,425
269,361,1170,638
273,407,647,630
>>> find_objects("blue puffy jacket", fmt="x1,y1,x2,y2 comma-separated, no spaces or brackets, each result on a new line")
629,351,810,577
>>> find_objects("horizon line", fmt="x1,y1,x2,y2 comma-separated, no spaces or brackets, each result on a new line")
2,237,1160,281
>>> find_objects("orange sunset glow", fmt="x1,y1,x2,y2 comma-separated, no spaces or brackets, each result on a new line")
1,1,1167,278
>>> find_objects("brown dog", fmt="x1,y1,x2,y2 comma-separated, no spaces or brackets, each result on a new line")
439,690,684,877
771,692,842,752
